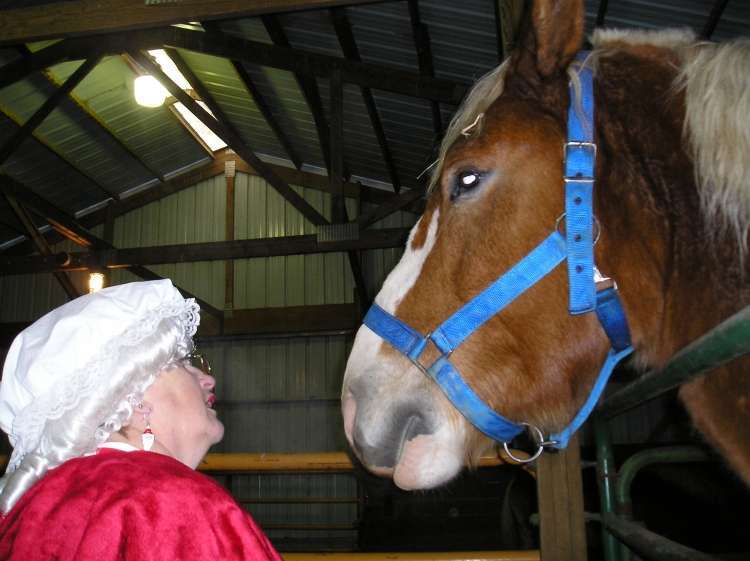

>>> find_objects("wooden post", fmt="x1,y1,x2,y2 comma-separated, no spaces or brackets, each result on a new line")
224,160,236,317
535,434,588,561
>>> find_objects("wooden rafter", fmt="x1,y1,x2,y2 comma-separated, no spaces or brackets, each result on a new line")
0,0,391,45
3,194,80,299
31,27,467,105
231,60,303,170
356,187,424,230
0,228,411,274
702,0,730,39
161,26,466,103
331,7,401,193
0,175,98,248
0,40,75,90
0,55,102,166
129,49,330,227
262,15,333,173
0,175,223,319
15,45,167,184
200,22,303,170
595,0,610,27
0,107,118,201
2,151,410,257
406,0,443,138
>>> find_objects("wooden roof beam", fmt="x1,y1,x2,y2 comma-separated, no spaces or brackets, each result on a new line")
0,55,102,166
160,27,467,104
129,49,330,227
0,0,393,46
0,175,222,319
406,0,442,138
2,150,409,257
0,175,99,248
200,22,303,170
0,106,118,201
331,7,401,194
0,40,74,90
3,194,80,299
0,228,411,274
15,45,168,185
355,187,424,230
262,15,333,174
596,0,610,27
702,0,730,39
9,27,468,104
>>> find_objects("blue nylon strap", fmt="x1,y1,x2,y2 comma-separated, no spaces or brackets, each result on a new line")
565,52,596,315
363,304,427,360
427,357,525,442
595,287,632,352
431,232,567,354
363,305,523,442
549,345,632,448
359,51,634,451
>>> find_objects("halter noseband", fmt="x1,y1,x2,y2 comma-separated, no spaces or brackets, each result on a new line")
363,53,633,460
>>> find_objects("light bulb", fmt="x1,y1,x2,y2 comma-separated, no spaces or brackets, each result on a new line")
134,75,168,108
88,272,105,293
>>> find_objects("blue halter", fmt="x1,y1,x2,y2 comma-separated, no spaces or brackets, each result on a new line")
363,53,633,453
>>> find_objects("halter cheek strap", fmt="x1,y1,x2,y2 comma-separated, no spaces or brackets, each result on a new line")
363,52,633,454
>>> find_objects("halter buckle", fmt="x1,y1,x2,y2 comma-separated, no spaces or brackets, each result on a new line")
564,140,597,159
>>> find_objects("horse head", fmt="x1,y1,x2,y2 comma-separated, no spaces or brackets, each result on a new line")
342,0,750,490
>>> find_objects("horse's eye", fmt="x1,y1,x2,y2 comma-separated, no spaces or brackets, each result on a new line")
451,170,482,200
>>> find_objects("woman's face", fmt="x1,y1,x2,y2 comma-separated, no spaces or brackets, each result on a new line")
143,361,223,468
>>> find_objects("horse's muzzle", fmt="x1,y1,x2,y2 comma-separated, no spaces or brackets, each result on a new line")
342,388,436,472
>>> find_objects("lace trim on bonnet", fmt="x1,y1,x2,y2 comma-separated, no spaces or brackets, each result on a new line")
7,296,200,473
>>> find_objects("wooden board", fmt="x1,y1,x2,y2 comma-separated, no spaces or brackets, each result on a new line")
535,434,587,561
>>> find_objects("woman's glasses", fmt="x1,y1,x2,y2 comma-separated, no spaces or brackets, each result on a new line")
183,351,212,375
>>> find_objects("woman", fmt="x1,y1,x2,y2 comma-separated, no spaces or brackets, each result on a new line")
0,280,281,561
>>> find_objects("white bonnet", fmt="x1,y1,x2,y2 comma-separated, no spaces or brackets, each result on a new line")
0,279,199,471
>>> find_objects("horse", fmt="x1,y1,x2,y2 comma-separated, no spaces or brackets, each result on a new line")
341,0,750,491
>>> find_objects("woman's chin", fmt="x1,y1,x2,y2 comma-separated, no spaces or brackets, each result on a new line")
210,418,225,445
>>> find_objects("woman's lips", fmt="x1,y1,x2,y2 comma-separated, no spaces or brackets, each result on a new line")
206,394,216,408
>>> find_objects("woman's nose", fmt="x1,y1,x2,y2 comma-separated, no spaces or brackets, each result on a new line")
200,373,216,390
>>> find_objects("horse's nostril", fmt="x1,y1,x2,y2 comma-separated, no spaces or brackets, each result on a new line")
403,413,431,444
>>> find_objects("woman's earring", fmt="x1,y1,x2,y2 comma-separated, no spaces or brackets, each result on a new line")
141,407,154,451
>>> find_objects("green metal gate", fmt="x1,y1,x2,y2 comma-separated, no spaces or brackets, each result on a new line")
594,305,750,561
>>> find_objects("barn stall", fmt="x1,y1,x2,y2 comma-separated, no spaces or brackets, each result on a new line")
0,1,748,560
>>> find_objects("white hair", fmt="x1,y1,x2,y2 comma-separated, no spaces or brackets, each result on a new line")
0,317,192,514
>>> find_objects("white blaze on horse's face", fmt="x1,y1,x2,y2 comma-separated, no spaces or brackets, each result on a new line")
342,209,470,490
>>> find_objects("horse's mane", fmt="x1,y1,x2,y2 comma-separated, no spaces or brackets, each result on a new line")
427,61,509,192
430,28,750,251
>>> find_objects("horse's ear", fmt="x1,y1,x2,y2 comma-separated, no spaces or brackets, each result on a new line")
522,0,585,78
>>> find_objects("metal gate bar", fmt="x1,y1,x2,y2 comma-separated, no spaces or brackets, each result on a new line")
594,304,750,561
601,515,723,561
599,305,750,419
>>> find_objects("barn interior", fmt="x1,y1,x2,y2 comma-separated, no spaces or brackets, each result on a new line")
0,1,748,560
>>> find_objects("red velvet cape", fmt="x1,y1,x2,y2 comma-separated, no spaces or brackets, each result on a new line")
0,448,282,561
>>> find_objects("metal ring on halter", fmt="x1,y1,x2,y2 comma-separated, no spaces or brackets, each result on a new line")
554,213,601,245
502,423,558,464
